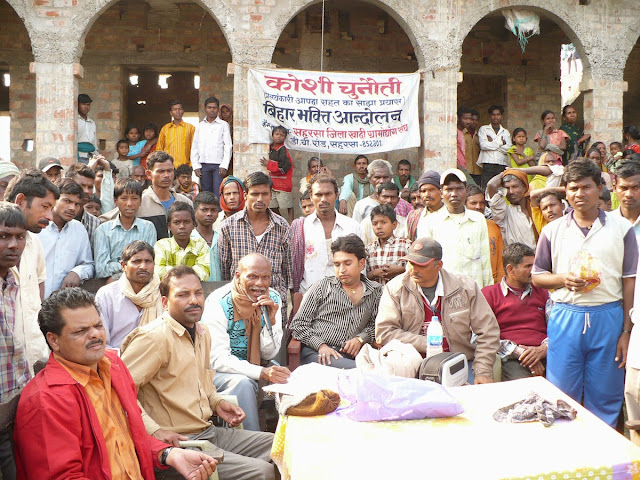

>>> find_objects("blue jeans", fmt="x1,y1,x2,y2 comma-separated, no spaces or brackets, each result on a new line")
201,163,223,196
547,301,624,427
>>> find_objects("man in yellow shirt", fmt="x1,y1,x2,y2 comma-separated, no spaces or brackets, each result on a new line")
121,266,276,480
156,100,196,167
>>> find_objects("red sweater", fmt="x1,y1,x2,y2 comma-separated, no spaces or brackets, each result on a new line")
14,350,170,480
481,281,548,346
266,143,293,192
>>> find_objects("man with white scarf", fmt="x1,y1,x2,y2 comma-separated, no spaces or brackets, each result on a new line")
96,241,163,349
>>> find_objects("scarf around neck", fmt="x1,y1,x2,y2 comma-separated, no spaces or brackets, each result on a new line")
118,273,163,327
353,173,372,198
230,277,276,365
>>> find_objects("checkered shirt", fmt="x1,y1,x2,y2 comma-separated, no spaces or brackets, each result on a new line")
0,270,29,402
365,235,412,285
219,208,292,315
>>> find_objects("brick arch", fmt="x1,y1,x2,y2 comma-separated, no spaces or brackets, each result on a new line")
72,0,236,62
454,2,591,72
264,0,428,70
622,19,640,72
4,0,35,50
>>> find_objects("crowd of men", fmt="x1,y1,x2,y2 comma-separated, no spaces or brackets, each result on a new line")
2,95,640,479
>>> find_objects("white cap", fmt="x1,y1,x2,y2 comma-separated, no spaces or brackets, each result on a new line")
440,168,467,186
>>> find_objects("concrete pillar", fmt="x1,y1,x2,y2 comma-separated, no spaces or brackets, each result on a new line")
421,68,458,172
230,62,270,180
582,72,627,145
31,62,80,166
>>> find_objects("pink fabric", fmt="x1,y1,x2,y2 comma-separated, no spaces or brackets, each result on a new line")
457,129,466,169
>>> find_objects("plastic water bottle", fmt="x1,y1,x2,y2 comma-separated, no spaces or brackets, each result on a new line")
426,316,443,358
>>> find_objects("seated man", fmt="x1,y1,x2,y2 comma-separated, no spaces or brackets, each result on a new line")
38,179,94,297
120,266,276,480
14,287,217,479
202,253,290,431
96,241,163,349
93,178,157,280
154,202,210,281
481,243,549,381
290,234,383,369
375,237,500,383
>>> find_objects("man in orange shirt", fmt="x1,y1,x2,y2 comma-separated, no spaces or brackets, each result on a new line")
157,100,196,167
13,287,217,480
466,185,506,284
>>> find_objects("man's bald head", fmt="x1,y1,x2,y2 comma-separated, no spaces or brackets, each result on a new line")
237,253,271,273
235,253,272,300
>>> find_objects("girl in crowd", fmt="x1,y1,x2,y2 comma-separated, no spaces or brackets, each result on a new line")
586,146,613,190
623,125,640,154
124,124,147,167
559,105,590,164
217,175,246,226
535,110,568,165
507,128,536,175
139,122,159,169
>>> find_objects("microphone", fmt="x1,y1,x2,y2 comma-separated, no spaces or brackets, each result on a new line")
261,305,275,343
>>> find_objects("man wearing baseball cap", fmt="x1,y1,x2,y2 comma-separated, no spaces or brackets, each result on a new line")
38,157,63,184
77,93,97,164
416,168,492,288
375,237,500,384
407,170,444,241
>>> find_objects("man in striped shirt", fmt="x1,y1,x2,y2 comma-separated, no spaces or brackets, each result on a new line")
156,100,196,167
290,234,382,369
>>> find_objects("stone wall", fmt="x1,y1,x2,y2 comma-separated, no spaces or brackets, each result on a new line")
1,0,34,168
79,0,233,159
1,0,640,184
272,0,420,198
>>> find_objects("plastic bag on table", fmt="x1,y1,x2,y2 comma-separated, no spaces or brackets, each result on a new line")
335,370,463,422
568,250,602,293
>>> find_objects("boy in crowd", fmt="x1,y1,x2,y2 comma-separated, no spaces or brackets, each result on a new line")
154,201,210,281
599,186,612,211
191,191,222,281
157,99,196,167
191,96,232,195
38,179,94,297
300,189,315,216
366,204,411,285
84,194,101,217
260,125,294,224
112,139,132,179
93,178,157,280
175,163,200,201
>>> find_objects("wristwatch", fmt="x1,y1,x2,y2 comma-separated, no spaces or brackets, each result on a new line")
355,336,365,345
160,447,174,466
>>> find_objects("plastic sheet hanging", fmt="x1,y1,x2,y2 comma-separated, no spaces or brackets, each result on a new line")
503,9,540,53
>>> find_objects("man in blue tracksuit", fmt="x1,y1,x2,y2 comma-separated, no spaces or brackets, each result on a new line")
532,159,638,427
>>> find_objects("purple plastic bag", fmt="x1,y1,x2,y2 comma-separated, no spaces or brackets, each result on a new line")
334,370,464,422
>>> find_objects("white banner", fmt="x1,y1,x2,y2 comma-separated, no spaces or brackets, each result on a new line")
248,68,420,154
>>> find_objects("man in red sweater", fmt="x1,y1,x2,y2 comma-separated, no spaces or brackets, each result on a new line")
13,287,217,480
482,243,549,381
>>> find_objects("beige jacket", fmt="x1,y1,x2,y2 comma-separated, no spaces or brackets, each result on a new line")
375,270,500,378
